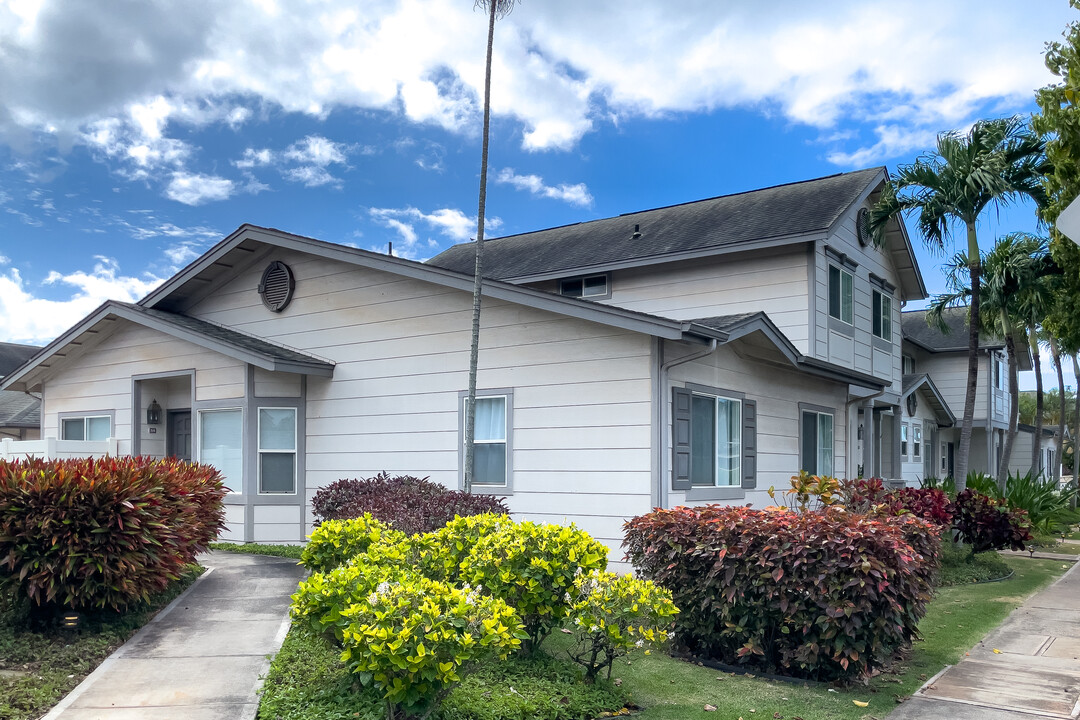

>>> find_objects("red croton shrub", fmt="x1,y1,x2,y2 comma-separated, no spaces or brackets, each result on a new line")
0,456,226,611
623,504,941,681
843,478,954,527
952,489,1032,553
311,472,508,535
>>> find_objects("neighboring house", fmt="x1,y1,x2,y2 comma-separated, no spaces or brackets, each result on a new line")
1011,423,1058,480
0,342,41,441
900,308,1033,484
0,168,925,557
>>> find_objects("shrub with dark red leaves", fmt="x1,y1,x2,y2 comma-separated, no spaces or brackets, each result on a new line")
623,504,941,681
0,456,226,611
952,489,1032,553
311,472,508,535
842,478,953,527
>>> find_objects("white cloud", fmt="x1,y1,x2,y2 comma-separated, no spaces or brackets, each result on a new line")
233,135,352,186
495,167,593,207
0,1,1070,163
369,205,501,258
0,259,163,345
164,171,235,205
0,254,9,265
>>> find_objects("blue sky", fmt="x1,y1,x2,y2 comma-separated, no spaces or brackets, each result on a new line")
0,0,1074,389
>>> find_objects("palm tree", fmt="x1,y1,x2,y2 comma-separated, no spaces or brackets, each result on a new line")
464,0,517,493
870,117,1048,489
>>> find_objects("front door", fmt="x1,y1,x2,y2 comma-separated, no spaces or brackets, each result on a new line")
167,410,192,461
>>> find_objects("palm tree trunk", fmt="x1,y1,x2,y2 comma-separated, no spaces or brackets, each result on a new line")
1031,326,1045,476
997,319,1019,489
463,0,499,493
1051,335,1065,483
955,224,981,490
1073,353,1080,510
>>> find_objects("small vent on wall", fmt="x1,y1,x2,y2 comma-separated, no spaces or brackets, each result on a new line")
258,261,295,312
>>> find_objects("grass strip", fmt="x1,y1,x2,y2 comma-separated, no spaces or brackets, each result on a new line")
0,565,204,720
210,541,305,559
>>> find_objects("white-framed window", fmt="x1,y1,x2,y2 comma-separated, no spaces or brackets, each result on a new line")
828,265,853,324
559,273,609,299
198,408,243,494
800,410,834,476
901,423,909,458
689,392,742,487
912,425,922,460
463,395,509,487
902,355,915,374
941,443,947,473
60,415,111,441
993,355,1005,390
872,290,892,341
258,407,297,494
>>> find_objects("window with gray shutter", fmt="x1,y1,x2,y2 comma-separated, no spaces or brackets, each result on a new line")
742,399,757,489
672,387,692,490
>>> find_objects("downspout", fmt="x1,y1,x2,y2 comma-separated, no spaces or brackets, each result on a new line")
655,337,718,510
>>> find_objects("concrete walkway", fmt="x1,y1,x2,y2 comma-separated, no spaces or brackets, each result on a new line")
42,551,306,720
889,558,1080,719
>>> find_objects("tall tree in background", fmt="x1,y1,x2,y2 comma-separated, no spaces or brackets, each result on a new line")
927,234,1045,487
870,118,1048,489
464,0,517,493
1033,0,1080,494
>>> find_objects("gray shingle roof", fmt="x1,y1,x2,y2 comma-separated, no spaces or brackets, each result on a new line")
114,302,336,370
427,168,883,279
689,313,762,334
901,307,1006,352
0,342,39,377
0,390,39,427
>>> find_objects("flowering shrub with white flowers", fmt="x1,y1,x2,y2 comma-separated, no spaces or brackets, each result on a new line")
565,570,679,681
460,519,610,654
291,555,411,643
339,575,525,720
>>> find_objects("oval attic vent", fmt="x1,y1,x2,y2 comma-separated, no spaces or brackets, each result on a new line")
258,261,295,312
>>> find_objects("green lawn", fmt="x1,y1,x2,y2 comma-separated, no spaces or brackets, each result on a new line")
259,556,1067,720
210,541,305,559
0,565,204,720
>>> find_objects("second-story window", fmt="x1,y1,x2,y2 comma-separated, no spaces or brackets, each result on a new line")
993,354,1005,390
872,290,892,341
559,274,609,299
828,265,853,324
902,355,914,374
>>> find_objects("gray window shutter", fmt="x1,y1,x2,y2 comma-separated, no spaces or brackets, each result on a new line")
672,387,692,490
742,399,757,489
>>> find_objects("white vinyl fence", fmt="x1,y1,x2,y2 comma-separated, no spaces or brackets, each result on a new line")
0,437,119,462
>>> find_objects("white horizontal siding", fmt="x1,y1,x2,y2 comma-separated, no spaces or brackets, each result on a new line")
187,250,656,563
41,323,245,448
560,250,812,353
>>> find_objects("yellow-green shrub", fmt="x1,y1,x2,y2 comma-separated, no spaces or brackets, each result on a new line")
340,575,524,719
291,558,410,643
460,520,609,653
422,512,515,581
300,513,405,573
566,571,679,681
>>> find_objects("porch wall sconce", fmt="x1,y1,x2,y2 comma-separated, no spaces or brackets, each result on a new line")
147,399,162,426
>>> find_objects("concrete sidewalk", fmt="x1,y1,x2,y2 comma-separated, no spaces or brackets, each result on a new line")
889,558,1080,719
42,551,306,720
